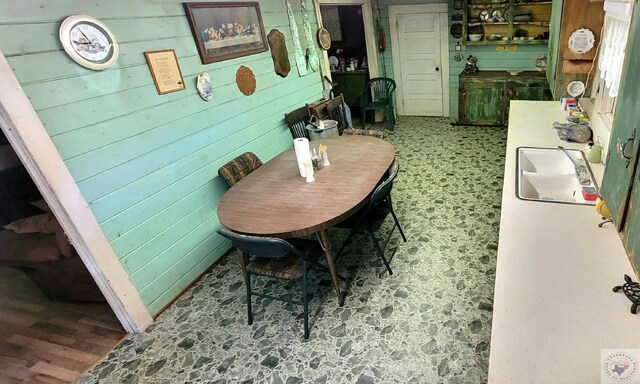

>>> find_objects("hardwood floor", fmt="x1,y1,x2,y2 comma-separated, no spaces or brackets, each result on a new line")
0,267,126,383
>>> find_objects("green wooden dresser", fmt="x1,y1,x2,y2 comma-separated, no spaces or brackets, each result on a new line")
458,71,552,126
331,70,369,108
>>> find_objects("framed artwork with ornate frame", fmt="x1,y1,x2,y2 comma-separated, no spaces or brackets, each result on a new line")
184,2,268,64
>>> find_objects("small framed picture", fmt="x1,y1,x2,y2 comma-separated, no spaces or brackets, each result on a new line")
144,49,186,95
184,2,268,64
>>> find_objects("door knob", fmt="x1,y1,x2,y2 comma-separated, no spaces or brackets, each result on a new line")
435,67,440,72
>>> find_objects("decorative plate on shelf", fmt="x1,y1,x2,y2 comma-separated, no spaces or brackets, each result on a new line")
328,56,339,70
317,27,331,50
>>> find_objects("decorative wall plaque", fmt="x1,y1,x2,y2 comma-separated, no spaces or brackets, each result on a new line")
236,66,256,95
568,28,595,55
267,29,291,77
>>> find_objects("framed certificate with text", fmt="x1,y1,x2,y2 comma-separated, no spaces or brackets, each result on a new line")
144,49,186,95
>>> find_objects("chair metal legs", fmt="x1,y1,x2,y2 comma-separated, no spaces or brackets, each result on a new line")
239,252,253,325
366,224,393,275
303,262,309,339
389,197,407,242
336,199,407,276
246,273,253,325
241,258,313,339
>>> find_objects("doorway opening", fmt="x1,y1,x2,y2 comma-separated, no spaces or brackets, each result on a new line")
321,5,368,125
317,0,380,128
0,126,126,383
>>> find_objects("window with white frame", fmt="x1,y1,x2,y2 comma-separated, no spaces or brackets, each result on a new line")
592,0,635,128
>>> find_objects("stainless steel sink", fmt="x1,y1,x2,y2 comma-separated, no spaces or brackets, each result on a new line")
516,147,598,205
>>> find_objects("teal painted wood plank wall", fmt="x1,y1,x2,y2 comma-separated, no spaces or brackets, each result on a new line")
377,0,548,119
0,0,325,315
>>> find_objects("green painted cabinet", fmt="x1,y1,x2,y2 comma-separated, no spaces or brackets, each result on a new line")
459,71,551,126
601,7,640,275
330,71,369,107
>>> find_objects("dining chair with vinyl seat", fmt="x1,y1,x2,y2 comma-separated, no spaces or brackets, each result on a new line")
359,77,397,130
334,161,406,275
216,227,331,339
284,105,310,140
217,152,263,187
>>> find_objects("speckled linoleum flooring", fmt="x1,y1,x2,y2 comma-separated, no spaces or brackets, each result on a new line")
79,117,508,384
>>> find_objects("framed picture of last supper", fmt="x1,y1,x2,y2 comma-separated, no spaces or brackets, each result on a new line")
184,2,268,64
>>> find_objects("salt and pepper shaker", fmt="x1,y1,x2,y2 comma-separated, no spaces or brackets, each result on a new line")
311,148,323,170
319,144,330,166
304,159,315,182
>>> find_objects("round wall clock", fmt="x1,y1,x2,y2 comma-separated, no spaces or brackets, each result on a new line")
59,15,119,70
317,27,331,51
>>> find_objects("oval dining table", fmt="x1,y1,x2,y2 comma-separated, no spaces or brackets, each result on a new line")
217,135,396,306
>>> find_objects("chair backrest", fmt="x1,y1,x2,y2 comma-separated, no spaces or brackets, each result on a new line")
364,77,396,102
325,94,348,133
284,106,310,139
217,227,302,259
371,161,399,205
218,152,263,187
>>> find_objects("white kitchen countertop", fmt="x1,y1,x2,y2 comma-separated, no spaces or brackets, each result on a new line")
488,101,639,383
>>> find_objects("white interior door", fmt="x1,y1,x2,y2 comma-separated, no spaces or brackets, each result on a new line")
390,5,449,117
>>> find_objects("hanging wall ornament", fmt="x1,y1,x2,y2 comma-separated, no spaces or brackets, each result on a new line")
236,66,256,96
267,29,291,77
285,0,307,76
300,0,319,71
196,72,213,101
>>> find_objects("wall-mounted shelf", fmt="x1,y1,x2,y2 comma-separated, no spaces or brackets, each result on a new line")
463,0,552,44
465,39,548,45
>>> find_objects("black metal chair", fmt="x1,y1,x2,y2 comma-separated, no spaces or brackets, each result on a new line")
217,152,263,187
216,227,327,339
335,161,406,275
359,77,397,130
284,106,310,139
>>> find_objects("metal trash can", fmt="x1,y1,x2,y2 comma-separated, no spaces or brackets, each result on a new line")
306,120,339,141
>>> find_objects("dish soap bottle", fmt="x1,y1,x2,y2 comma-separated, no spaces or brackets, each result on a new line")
587,138,603,164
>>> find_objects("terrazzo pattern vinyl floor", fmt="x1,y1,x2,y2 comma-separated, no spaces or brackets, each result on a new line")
78,117,508,384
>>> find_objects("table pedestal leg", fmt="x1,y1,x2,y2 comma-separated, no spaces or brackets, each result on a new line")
316,229,344,307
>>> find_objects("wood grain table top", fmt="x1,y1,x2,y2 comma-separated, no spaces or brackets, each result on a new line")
217,135,396,238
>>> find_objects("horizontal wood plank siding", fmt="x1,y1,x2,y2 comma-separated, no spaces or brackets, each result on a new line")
0,0,324,314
